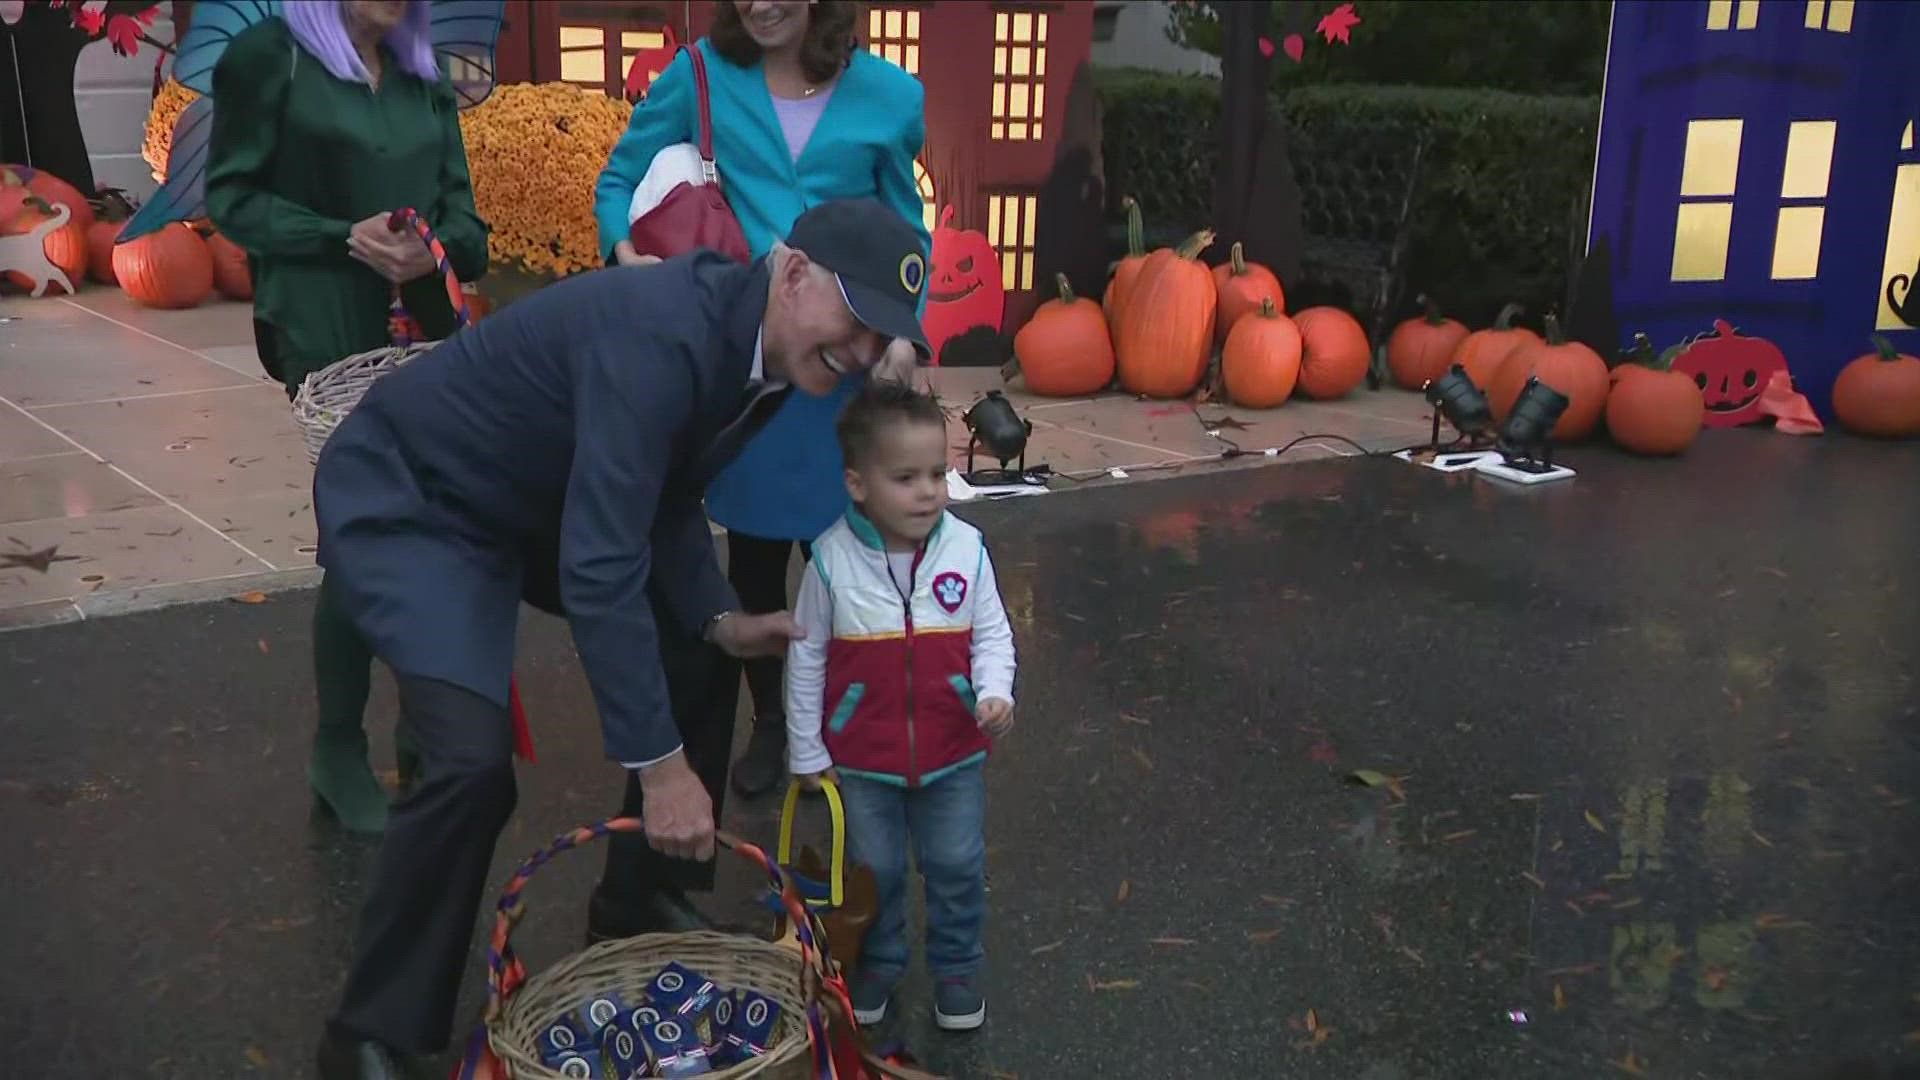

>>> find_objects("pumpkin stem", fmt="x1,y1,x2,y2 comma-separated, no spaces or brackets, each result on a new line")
1230,241,1249,276
1259,296,1278,319
1054,272,1077,306
1418,293,1444,325
1870,333,1900,361
1493,302,1524,330
1654,344,1685,372
1541,312,1567,346
1121,196,1143,258
1175,229,1216,260
21,193,54,215
1624,332,1655,366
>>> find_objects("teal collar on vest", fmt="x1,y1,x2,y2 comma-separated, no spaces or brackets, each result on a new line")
844,505,945,552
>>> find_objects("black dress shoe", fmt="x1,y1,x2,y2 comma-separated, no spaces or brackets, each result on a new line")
317,1029,432,1080
586,883,716,945
730,722,788,798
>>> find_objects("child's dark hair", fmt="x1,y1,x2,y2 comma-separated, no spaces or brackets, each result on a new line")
837,381,947,468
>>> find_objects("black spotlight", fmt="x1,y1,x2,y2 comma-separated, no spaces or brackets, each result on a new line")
1422,364,1494,450
1496,376,1570,474
964,390,1035,484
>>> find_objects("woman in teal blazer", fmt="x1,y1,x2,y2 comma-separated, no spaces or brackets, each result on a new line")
594,0,931,798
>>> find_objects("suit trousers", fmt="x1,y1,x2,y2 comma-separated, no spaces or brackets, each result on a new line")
724,531,811,726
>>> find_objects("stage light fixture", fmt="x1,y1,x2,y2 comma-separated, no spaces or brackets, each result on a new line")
964,390,1036,484
1395,364,1501,472
1473,375,1576,485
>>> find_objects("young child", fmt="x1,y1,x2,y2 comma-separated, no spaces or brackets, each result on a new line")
785,381,1016,1032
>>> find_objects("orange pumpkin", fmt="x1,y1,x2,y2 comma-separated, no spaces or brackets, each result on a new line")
1605,341,1704,456
205,230,253,300
1488,314,1611,441
113,223,215,310
0,164,95,236
1831,335,1920,438
1013,273,1114,397
1115,229,1217,399
86,219,125,285
1293,305,1371,400
1102,196,1152,338
1453,302,1541,390
1211,240,1284,346
1222,298,1301,408
2,196,89,294
1386,294,1471,391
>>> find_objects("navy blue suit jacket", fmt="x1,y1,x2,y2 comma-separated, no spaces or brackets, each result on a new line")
312,253,786,762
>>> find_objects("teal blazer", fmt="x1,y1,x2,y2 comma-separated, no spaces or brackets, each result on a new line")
594,40,931,543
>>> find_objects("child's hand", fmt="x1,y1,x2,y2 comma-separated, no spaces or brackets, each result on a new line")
795,767,840,791
976,697,1015,737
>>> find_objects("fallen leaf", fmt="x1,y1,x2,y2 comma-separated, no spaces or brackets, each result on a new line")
244,1046,270,1068
0,545,82,573
1520,871,1546,890
1306,1008,1319,1032
1613,1049,1647,1076
1553,982,1567,1011
1509,792,1542,801
1030,939,1065,956
1440,829,1478,843
1611,897,1643,911
1584,810,1608,834
1149,936,1196,947
1547,962,1602,977
257,639,270,654
1750,829,1774,848
1119,713,1150,726
1399,945,1426,966
1247,928,1283,944
1129,747,1154,771
1580,891,1613,904
1260,894,1295,907
1753,913,1812,931
1550,837,1565,852
1087,977,1139,992
1348,768,1392,788
1603,871,1635,883
234,591,268,604
1116,880,1131,903
1564,900,1586,917
1704,966,1730,992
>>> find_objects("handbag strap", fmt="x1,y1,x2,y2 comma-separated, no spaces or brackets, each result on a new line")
777,779,847,909
682,44,719,179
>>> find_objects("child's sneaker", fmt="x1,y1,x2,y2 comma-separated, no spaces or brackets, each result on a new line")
850,971,893,1026
933,975,986,1031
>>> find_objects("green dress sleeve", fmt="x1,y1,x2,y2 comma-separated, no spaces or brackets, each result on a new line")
204,23,354,260
425,78,490,283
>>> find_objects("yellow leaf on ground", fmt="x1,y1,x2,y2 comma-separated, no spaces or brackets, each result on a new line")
1553,982,1567,1011
1116,880,1131,903
1520,871,1546,890
1612,1050,1646,1076
234,591,268,604
1247,928,1283,944
1306,1008,1319,1032
1584,810,1608,834
1087,977,1139,992
244,1046,270,1068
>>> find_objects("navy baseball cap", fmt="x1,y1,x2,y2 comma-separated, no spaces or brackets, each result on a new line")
786,198,931,361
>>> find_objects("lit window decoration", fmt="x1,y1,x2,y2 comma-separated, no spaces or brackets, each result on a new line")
559,25,608,89
914,158,937,234
987,192,1038,291
1706,0,1761,30
1802,0,1855,32
990,11,1049,142
1876,118,1920,330
1770,119,1835,280
1671,118,1743,282
867,7,923,75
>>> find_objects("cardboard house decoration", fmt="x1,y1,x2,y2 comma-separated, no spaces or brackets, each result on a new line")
491,1,1094,347
1586,0,1920,418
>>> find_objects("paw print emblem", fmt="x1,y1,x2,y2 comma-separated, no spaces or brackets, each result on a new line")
932,571,968,613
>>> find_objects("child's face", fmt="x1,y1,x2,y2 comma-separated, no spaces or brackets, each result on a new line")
846,419,950,548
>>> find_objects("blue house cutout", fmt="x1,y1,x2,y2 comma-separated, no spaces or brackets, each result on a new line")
1587,0,1920,418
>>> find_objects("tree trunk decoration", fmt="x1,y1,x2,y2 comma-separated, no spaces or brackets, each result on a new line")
1209,0,1302,287
1027,60,1107,336
0,1,167,196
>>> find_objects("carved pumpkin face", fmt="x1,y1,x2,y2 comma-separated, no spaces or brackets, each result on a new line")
922,205,1005,365
1670,319,1789,428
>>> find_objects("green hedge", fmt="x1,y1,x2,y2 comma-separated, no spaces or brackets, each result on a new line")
1094,69,1599,328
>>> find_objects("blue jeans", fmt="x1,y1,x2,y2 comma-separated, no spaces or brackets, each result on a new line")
837,765,987,983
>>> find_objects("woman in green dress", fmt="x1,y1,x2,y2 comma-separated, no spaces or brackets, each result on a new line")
206,0,489,834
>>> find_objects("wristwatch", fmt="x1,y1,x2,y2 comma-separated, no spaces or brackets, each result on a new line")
701,610,734,643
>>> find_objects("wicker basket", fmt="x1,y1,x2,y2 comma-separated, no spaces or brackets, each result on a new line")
463,819,935,1080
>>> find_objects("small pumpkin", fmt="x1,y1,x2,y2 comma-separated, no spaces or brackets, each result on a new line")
1604,339,1704,456
1115,229,1217,399
2,194,89,294
205,230,253,300
1293,305,1371,400
1386,294,1470,390
1012,272,1114,397
1103,196,1151,338
1831,335,1920,438
113,222,215,310
1453,302,1541,390
1488,313,1611,441
85,198,132,285
1211,240,1284,346
1222,297,1301,408
0,164,95,236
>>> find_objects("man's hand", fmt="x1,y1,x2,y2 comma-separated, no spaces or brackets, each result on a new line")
613,240,663,268
348,213,436,284
871,337,920,385
708,611,804,659
636,752,715,861
976,697,1014,737
795,766,840,792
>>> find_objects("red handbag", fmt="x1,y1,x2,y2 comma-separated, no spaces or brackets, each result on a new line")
627,44,753,263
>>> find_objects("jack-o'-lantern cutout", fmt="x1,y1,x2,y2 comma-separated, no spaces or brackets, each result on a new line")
1669,319,1789,428
923,205,1004,366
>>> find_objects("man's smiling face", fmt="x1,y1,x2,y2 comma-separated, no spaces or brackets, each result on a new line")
764,249,889,396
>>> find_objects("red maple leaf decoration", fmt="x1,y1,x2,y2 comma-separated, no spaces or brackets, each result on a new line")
1317,2,1361,45
105,7,156,55
1282,33,1305,63
72,4,105,35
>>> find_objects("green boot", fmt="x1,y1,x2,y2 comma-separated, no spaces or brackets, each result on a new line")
310,578,385,834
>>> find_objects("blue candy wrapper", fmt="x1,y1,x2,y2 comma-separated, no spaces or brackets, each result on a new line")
640,1015,712,1077
708,990,781,1066
597,1013,651,1080
576,991,630,1036
648,962,718,1017
538,1015,595,1071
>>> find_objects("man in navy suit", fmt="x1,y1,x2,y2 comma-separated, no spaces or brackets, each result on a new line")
311,200,931,1079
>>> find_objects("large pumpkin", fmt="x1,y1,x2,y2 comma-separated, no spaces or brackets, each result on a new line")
0,165,95,236
2,196,89,295
922,204,1005,366
1605,340,1705,456
1668,319,1790,429
205,230,253,300
1211,240,1284,346
1222,298,1301,408
113,222,215,309
1293,305,1371,400
1453,302,1541,390
1013,273,1114,397
1487,314,1611,441
1103,196,1151,338
1115,229,1217,399
1831,335,1920,438
1386,294,1470,390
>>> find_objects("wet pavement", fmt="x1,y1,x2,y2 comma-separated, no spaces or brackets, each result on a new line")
4,429,1919,1078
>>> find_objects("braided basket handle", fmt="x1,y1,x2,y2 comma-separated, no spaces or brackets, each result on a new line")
384,207,473,344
